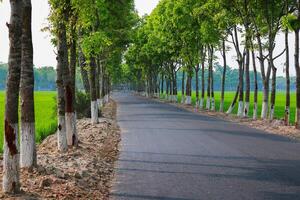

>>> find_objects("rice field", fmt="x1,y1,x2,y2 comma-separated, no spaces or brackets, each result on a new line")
163,91,296,123
0,91,57,152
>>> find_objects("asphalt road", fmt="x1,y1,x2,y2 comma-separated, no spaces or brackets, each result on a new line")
110,92,300,200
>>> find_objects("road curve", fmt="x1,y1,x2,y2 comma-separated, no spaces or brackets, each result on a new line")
110,92,300,200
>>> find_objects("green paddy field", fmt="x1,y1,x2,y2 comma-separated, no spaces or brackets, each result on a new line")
0,91,57,152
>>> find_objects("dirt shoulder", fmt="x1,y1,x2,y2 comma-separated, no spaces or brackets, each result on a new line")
0,100,121,200
152,97,300,141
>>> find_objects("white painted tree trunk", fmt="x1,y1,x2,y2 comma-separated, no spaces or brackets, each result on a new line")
97,99,101,108
173,95,178,103
20,122,35,168
269,105,275,121
226,105,234,114
285,106,290,125
185,96,191,105
200,98,204,109
181,96,185,104
237,101,244,117
195,100,199,109
211,98,215,111
66,112,77,146
261,102,268,119
3,123,20,193
57,115,67,152
91,101,99,124
206,97,210,110
253,103,258,120
219,100,224,112
243,102,250,117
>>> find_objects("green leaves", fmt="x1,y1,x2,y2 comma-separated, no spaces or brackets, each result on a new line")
81,31,111,59
282,13,300,31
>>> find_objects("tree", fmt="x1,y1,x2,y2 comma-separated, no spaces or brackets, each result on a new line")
20,0,36,168
3,0,23,193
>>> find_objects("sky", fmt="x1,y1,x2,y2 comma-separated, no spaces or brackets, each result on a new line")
0,0,296,76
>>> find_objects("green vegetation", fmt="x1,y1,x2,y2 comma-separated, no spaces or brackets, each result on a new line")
0,91,57,152
165,91,296,123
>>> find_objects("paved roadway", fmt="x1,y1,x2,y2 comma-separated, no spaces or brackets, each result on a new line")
111,92,300,200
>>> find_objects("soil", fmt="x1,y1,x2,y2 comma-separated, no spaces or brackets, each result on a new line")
154,97,300,141
0,99,120,200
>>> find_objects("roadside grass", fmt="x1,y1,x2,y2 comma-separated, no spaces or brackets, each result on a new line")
0,91,57,152
162,91,296,123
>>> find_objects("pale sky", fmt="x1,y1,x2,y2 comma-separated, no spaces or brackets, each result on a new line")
0,0,296,76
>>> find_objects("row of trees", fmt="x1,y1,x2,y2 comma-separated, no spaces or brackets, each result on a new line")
126,0,300,126
3,0,136,193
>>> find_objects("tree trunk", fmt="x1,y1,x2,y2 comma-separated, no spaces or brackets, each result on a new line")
20,0,36,169
200,61,205,109
181,71,185,104
226,85,239,114
56,24,68,153
59,22,77,147
78,46,90,94
166,78,169,100
195,65,199,109
270,65,277,120
67,26,77,147
185,68,192,105
173,69,177,102
206,47,212,110
285,25,290,125
295,10,300,128
220,39,227,112
244,47,250,117
90,57,98,124
252,49,258,120
3,0,22,193
161,73,164,95
209,47,215,111
96,58,101,107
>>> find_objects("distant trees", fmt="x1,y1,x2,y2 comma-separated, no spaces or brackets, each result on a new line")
125,0,300,127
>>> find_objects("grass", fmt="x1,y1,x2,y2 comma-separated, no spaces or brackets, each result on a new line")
0,91,57,152
162,91,296,123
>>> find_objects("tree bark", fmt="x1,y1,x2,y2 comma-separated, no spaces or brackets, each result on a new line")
185,68,192,105
3,0,23,193
195,65,199,109
200,60,205,109
209,47,215,111
181,71,185,104
226,85,240,114
270,64,277,120
67,25,78,147
206,47,212,110
78,46,90,94
251,48,258,120
59,22,77,147
244,37,250,117
89,57,98,124
285,1,290,125
220,39,227,112
295,1,300,128
56,22,68,152
172,68,178,102
20,0,36,169
161,73,164,95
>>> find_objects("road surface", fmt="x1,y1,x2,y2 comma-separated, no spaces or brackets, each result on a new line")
111,92,300,200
